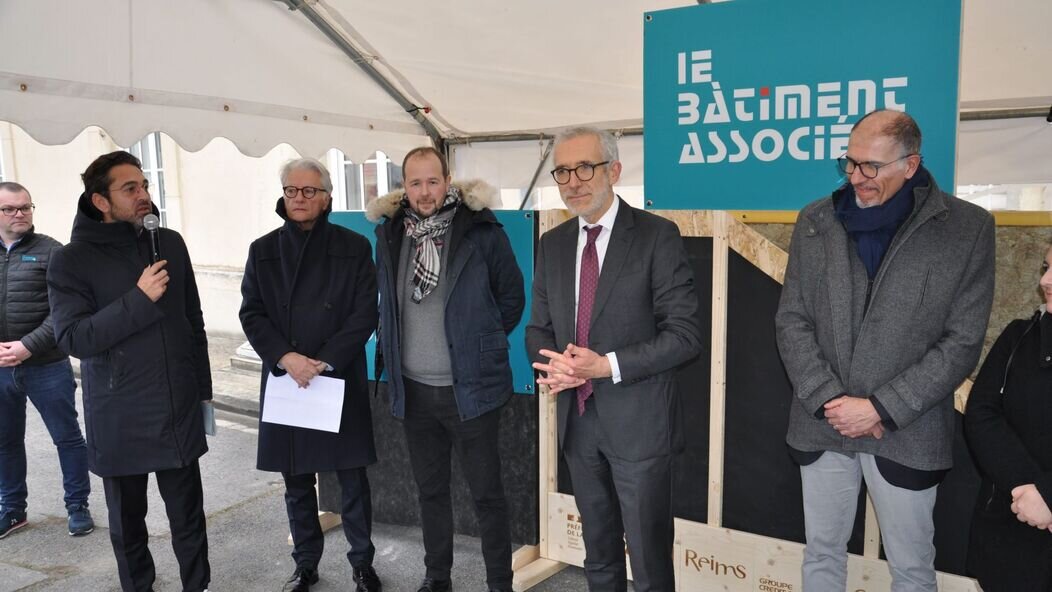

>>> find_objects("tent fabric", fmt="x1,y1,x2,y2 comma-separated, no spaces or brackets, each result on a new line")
1,0,1050,183
0,0,428,160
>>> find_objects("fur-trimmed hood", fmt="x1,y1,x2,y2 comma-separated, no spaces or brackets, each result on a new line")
365,178,498,222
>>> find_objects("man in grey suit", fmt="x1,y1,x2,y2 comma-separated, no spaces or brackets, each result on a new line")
776,110,994,591
526,127,702,592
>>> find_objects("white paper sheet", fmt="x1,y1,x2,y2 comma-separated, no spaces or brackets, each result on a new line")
261,372,344,433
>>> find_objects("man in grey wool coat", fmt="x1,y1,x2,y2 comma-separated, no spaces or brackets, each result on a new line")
775,109,994,591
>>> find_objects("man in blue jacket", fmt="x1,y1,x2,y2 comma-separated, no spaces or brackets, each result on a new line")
368,147,524,592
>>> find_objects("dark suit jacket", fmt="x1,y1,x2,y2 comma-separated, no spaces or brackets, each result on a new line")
525,199,702,462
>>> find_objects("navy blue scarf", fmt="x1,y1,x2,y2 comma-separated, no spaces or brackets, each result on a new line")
835,167,928,279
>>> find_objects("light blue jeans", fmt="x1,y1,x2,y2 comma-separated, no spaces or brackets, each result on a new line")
801,451,937,592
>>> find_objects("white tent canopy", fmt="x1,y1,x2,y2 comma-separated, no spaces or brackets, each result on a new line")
1,0,1050,183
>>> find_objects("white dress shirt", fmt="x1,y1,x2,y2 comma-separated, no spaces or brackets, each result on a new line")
574,197,622,383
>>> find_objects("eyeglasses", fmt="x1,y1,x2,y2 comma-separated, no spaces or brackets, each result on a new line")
550,161,610,185
108,180,150,197
837,154,915,179
282,186,328,199
0,204,35,217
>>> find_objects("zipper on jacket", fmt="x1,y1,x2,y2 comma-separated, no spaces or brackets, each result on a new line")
0,251,8,341
863,278,874,318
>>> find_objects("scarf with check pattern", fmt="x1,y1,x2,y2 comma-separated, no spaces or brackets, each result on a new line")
402,185,461,302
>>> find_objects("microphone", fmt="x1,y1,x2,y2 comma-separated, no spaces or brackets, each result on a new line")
143,214,162,264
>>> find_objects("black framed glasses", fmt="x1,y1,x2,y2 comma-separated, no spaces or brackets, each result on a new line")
0,204,35,217
550,161,610,185
837,154,916,179
282,186,328,199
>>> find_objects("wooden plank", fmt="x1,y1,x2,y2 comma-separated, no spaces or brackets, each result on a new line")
729,209,1052,228
544,495,979,590
287,511,340,545
864,493,881,558
708,211,730,527
511,545,540,571
725,214,789,283
512,558,569,592
536,209,567,562
955,378,973,414
652,209,715,238
538,386,558,558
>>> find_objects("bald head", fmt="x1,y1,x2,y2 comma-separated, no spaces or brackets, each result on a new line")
845,110,923,207
852,109,922,156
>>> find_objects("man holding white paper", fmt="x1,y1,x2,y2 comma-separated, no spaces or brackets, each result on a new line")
240,158,381,592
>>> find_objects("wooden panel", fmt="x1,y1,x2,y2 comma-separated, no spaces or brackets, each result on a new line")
730,209,1052,227
651,209,716,238
543,494,979,591
726,215,789,284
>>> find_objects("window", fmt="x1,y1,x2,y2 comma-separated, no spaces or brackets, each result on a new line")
0,142,7,182
129,133,168,226
958,183,1052,211
326,149,402,211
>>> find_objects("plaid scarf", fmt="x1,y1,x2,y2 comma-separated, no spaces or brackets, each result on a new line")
402,185,461,302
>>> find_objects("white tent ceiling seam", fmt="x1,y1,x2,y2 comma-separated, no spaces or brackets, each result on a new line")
0,72,427,160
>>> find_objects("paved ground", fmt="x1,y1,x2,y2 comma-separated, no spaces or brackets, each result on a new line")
0,335,595,592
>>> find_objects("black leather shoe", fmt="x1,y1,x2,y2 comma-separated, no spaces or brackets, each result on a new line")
283,565,319,592
416,577,452,592
352,564,382,592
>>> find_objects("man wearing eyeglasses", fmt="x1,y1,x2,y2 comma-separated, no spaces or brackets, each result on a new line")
0,182,93,542
776,109,994,591
368,147,523,592
526,127,702,592
240,158,382,592
46,151,214,592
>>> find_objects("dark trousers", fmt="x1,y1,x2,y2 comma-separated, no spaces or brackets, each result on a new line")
402,377,513,588
282,467,375,569
0,360,90,513
102,460,209,592
563,397,675,592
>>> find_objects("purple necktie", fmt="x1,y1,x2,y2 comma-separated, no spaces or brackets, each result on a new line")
576,225,602,415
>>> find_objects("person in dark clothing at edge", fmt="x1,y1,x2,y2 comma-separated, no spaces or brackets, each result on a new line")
0,181,93,540
964,243,1052,591
46,151,213,592
240,157,382,592
369,147,524,592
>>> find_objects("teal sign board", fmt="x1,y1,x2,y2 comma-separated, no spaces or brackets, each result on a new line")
331,211,536,395
643,0,962,210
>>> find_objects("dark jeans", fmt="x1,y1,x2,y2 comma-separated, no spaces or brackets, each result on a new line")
102,460,210,592
402,377,512,588
282,467,375,569
0,359,90,513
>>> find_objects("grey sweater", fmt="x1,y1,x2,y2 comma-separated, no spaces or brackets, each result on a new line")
397,232,454,386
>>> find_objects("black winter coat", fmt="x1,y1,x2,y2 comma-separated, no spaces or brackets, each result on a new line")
2,228,65,366
240,200,378,474
964,312,1052,591
47,195,211,477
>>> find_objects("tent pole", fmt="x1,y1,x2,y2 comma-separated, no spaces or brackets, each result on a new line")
281,0,446,152
518,139,554,211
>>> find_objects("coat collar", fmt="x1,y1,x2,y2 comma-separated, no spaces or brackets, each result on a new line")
809,166,948,235
366,178,498,223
